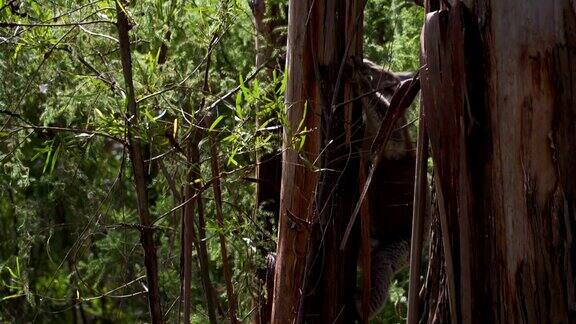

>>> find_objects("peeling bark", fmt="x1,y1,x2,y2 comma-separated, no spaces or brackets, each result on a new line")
420,1,576,323
272,0,364,322
270,0,321,320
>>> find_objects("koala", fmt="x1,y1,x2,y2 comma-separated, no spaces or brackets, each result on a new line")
351,57,417,319
264,59,418,320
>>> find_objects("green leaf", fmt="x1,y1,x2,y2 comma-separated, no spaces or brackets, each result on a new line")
222,134,238,143
280,66,288,93
144,109,156,124
258,118,272,130
5,266,18,279
49,143,61,174
30,3,41,18
227,149,238,166
252,79,260,99
298,130,307,151
296,101,308,133
42,149,51,174
173,118,179,136
13,43,23,59
94,108,104,119
31,146,50,161
239,75,249,97
147,50,158,76
42,142,55,174
235,93,244,119
209,115,224,131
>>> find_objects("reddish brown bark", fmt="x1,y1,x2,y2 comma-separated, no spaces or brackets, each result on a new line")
420,1,576,323
407,110,429,324
270,0,322,321
273,0,423,321
273,0,366,322
115,3,163,323
209,136,238,324
182,37,219,324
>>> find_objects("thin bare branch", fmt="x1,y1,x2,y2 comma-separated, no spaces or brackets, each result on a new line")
0,20,115,28
14,124,126,144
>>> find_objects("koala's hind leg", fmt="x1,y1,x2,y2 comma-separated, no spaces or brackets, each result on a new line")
358,238,411,318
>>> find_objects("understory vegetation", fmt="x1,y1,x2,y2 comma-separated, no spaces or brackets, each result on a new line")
0,0,422,322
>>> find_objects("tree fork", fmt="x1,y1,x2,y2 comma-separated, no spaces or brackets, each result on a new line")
182,36,220,323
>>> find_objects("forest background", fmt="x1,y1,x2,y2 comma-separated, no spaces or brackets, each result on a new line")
0,0,422,322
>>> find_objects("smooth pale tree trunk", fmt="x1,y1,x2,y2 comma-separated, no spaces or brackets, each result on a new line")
272,0,365,322
418,0,576,322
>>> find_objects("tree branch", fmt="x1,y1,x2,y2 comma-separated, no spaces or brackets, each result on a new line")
0,20,115,28
115,2,163,323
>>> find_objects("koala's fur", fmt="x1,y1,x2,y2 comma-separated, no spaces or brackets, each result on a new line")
351,57,417,319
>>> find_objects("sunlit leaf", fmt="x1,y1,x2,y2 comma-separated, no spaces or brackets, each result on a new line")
209,115,224,131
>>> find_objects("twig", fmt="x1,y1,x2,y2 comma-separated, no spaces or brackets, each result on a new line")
81,275,146,301
0,20,114,28
135,27,231,104
14,124,126,144
204,60,271,112
79,25,119,43
209,132,239,323
200,30,239,323
158,160,182,201
332,86,395,110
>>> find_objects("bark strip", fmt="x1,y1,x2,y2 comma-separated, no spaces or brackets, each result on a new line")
407,110,429,324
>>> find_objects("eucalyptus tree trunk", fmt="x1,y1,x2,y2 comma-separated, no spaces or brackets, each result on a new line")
272,0,365,322
416,0,576,322
270,0,321,317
